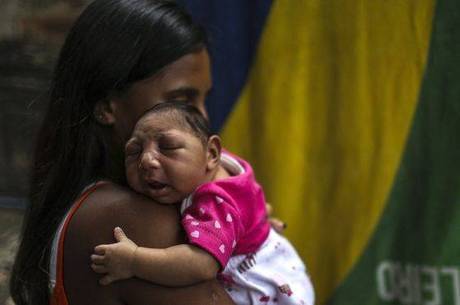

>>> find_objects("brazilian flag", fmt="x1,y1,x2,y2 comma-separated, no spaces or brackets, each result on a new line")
180,0,460,304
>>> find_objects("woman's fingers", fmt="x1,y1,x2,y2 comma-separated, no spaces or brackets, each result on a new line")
269,218,287,233
91,263,108,274
265,202,273,216
265,202,287,233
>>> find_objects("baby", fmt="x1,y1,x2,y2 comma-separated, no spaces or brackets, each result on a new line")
91,102,314,305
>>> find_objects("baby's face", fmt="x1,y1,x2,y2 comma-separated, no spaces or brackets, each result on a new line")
125,113,209,204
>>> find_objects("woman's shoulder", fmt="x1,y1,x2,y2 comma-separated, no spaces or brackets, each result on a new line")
68,181,184,251
61,181,235,305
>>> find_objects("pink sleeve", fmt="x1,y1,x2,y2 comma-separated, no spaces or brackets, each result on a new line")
181,191,242,269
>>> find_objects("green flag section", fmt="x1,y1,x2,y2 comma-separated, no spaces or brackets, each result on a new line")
221,1,435,304
328,0,460,304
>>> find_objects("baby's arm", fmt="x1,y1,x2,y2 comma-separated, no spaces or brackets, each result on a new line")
91,227,219,286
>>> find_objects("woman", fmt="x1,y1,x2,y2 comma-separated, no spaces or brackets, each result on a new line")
10,0,236,304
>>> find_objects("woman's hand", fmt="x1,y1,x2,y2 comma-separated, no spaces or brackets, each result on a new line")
91,227,138,285
266,203,286,233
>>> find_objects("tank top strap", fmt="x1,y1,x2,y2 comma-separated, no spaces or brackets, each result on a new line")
50,180,109,305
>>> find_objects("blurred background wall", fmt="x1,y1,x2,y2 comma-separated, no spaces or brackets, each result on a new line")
0,0,89,199
0,1,89,302
1,1,459,304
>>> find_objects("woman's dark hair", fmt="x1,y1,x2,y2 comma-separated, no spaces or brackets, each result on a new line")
139,101,213,145
10,1,207,304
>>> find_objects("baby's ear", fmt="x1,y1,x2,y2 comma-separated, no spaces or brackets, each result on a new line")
206,135,222,171
94,98,116,125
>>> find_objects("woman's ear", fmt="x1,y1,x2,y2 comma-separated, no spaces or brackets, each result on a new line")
93,99,116,125
206,135,222,171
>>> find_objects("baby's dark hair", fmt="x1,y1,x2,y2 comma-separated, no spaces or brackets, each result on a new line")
139,101,212,145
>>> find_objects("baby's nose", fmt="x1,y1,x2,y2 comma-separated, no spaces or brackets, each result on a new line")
140,152,161,170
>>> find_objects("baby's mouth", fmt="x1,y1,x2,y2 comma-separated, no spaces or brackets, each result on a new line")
147,181,168,190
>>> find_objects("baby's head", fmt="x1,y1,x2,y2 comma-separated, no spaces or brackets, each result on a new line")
125,102,221,204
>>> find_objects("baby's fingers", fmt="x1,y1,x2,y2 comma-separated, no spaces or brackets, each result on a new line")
94,245,107,255
99,275,116,286
91,254,106,264
91,263,108,274
114,227,129,242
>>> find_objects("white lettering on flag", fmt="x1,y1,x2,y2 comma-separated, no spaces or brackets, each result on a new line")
376,260,460,304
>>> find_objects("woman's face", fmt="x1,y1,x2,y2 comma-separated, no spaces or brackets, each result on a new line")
109,49,212,143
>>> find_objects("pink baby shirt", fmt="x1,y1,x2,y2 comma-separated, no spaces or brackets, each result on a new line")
180,151,271,269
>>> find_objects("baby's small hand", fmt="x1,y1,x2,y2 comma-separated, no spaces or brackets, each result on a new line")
91,227,138,285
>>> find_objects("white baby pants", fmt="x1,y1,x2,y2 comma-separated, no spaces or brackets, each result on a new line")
218,228,315,305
